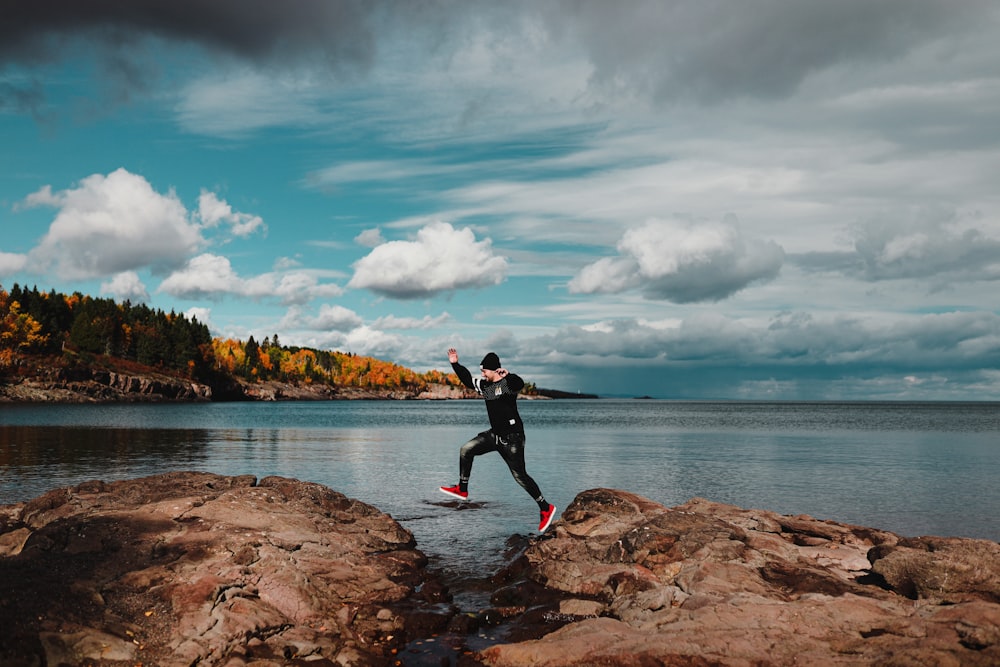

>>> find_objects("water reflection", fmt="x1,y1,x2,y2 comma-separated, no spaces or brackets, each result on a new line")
0,425,212,468
1,425,214,503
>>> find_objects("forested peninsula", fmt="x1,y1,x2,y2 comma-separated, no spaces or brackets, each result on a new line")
1,284,554,402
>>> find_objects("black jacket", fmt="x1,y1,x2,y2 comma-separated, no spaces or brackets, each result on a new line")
452,361,525,436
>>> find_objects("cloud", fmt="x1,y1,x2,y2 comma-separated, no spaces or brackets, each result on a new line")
0,0,388,121
0,251,28,275
22,168,202,280
289,325,408,361
158,253,343,304
348,221,508,299
523,309,1000,398
157,254,237,298
185,307,213,328
280,304,363,332
569,217,784,302
175,68,332,136
6,1,986,124
354,227,384,248
537,0,982,105
100,271,150,302
596,310,1000,370
852,210,1000,283
197,190,266,238
0,1,380,68
373,312,453,330
11,170,277,283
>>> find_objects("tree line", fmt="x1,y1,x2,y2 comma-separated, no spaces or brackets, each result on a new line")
1,284,470,393
1,284,212,377
210,336,459,391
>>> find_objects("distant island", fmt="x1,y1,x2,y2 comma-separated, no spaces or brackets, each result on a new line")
535,388,598,399
1,284,596,403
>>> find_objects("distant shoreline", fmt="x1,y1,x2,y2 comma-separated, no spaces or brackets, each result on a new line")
1,359,601,403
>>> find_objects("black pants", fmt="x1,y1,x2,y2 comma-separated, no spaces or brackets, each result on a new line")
459,430,542,499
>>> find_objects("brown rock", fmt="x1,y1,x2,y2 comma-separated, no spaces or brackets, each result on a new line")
0,472,443,666
869,535,1000,603
479,489,1000,666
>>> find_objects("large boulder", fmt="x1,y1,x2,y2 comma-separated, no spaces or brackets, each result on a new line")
0,472,445,666
479,489,1000,666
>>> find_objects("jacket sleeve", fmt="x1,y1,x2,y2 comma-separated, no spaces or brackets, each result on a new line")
451,361,475,390
504,373,525,393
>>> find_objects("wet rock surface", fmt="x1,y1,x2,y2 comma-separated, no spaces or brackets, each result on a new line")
479,488,1000,666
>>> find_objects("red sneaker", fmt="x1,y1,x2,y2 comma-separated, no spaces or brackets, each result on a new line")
439,485,468,501
538,504,557,533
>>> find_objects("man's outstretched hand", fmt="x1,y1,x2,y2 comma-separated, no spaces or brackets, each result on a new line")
448,348,459,364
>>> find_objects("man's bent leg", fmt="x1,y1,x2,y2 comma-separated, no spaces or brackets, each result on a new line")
459,431,498,488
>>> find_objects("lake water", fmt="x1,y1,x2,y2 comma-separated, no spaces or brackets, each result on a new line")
2,399,999,608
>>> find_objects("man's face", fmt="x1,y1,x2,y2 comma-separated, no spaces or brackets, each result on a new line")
481,367,502,382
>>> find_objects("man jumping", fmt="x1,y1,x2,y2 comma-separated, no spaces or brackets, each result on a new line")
439,348,557,534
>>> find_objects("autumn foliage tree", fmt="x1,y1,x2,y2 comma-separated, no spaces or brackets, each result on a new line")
210,337,465,391
4,284,473,393
1,284,213,379
0,290,49,370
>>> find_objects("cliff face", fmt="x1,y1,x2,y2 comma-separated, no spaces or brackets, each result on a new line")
1,360,214,402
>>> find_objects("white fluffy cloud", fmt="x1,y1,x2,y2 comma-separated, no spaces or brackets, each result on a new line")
197,190,266,237
348,221,508,298
314,304,363,331
15,169,270,282
158,253,343,304
185,307,213,328
23,168,202,279
570,217,785,302
158,254,238,298
100,271,150,302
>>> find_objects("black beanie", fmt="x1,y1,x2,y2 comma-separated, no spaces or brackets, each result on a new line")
480,352,501,370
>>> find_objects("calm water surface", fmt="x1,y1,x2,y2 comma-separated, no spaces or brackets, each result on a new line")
2,400,998,606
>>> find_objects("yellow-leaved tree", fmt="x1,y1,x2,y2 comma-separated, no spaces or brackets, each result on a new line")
0,290,50,369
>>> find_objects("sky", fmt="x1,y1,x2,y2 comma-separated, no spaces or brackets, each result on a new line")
2,0,1000,400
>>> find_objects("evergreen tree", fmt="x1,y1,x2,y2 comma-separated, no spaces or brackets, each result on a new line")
244,336,261,379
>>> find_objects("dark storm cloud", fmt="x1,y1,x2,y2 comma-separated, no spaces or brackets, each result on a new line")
0,0,401,116
4,0,989,108
0,0,380,66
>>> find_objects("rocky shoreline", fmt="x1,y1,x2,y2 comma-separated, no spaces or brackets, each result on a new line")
2,474,999,666
0,359,473,403
0,358,584,403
